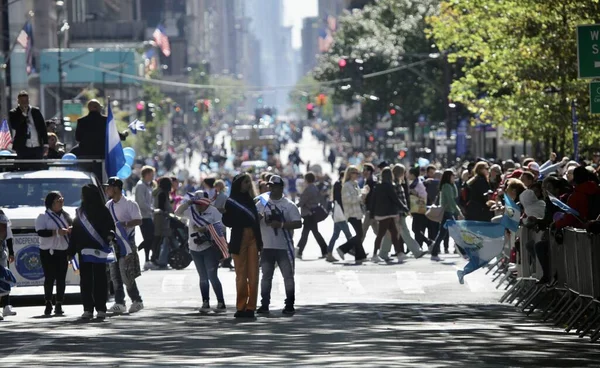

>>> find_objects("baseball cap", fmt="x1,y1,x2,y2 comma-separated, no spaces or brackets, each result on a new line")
267,175,284,186
190,190,211,206
528,162,540,172
104,177,123,189
377,161,389,170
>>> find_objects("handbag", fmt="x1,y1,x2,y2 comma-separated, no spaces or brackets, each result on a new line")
425,204,445,223
332,201,346,222
409,194,427,215
311,204,329,223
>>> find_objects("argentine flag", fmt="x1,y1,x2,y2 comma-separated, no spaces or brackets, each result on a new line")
500,194,521,232
128,119,146,135
105,104,126,178
255,192,271,206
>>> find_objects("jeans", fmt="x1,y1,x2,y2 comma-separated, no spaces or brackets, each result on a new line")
157,237,171,267
411,213,429,247
39,249,68,303
431,212,454,257
297,215,328,256
190,247,224,303
260,248,295,307
361,212,378,241
80,261,108,313
339,217,367,260
109,260,142,305
327,221,352,253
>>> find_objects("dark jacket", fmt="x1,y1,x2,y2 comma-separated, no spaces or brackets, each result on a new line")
68,206,115,257
555,181,600,229
75,111,126,158
370,182,402,218
394,180,410,216
223,194,263,254
8,106,48,151
424,178,440,205
47,147,65,159
465,175,492,222
333,180,344,212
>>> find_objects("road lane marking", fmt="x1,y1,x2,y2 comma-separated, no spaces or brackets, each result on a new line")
5,339,55,365
161,274,187,293
336,270,365,294
396,271,425,294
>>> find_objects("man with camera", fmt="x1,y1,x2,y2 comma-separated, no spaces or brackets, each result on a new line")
256,176,302,315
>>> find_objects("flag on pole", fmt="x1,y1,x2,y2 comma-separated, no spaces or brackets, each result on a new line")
17,21,34,75
105,104,126,178
153,25,171,57
548,194,581,218
0,120,12,150
500,194,521,232
127,119,146,135
207,222,230,260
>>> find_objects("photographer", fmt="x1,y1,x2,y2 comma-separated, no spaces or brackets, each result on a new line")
256,176,302,315
175,191,226,314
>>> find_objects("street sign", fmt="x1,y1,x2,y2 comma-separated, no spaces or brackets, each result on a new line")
589,82,600,114
63,101,83,125
577,24,600,79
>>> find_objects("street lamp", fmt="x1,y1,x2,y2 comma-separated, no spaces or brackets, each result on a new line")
56,0,69,129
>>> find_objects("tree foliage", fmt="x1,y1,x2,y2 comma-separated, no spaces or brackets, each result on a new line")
289,76,334,120
427,0,600,154
313,0,444,129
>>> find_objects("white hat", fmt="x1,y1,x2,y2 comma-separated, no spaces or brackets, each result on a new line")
528,162,540,172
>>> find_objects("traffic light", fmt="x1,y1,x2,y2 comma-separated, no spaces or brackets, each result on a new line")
316,93,327,106
203,99,211,112
399,150,406,159
145,102,155,122
136,101,145,119
338,58,347,69
389,108,396,116
306,103,315,120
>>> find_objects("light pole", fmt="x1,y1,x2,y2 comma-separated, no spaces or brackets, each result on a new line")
56,0,69,128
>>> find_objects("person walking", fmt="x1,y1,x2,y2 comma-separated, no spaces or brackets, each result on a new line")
326,168,352,262
8,90,48,159
361,163,378,240
223,173,263,318
68,184,115,320
176,191,226,314
104,177,144,315
0,210,15,321
295,172,328,259
151,177,174,268
408,167,431,248
134,166,156,270
35,192,72,316
336,166,368,263
430,170,464,262
256,176,302,315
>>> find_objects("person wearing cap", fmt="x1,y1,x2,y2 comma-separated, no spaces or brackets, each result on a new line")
0,210,15,321
175,191,226,314
104,177,144,315
255,175,302,315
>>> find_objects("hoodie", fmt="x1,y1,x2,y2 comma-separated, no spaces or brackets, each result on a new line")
555,181,600,229
519,189,546,219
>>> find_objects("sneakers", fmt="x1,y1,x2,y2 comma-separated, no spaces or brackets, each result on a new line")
257,305,270,314
282,305,295,315
326,253,338,262
234,310,255,318
54,303,64,316
96,311,107,320
371,255,382,263
109,303,127,314
415,250,429,259
430,255,444,262
129,301,144,314
143,261,158,271
200,301,211,314
44,301,53,316
3,305,16,316
336,248,345,261
457,270,465,285
355,258,367,264
295,248,302,260
215,302,227,313
81,311,93,320
397,253,408,264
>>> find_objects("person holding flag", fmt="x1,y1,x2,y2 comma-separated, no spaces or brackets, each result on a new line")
255,175,302,315
68,184,116,320
175,191,227,314
104,177,144,315
35,191,73,316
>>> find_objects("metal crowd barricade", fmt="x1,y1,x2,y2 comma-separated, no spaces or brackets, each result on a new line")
519,226,543,279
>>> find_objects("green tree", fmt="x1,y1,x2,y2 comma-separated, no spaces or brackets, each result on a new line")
137,73,168,156
189,68,247,124
427,0,600,155
289,76,334,120
312,0,444,130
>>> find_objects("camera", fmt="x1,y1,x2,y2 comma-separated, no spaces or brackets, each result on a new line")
265,207,284,235
191,232,210,245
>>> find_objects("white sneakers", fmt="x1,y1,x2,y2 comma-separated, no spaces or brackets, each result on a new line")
129,301,144,314
109,303,127,314
3,305,16,316
371,255,382,263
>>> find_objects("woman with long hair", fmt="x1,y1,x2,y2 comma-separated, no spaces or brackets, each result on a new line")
68,184,115,320
430,170,464,261
465,162,493,222
408,167,431,248
223,173,263,318
335,166,368,263
35,191,73,315
151,177,174,268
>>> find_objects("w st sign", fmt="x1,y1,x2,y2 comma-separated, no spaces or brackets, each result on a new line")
577,24,600,79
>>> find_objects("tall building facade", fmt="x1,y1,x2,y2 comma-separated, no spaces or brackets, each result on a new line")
300,17,320,77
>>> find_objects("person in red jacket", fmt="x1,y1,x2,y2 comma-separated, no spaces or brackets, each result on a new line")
555,166,600,229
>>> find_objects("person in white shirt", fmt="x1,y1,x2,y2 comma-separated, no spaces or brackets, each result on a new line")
104,177,144,315
35,192,73,316
256,176,302,315
0,210,15,321
175,190,226,313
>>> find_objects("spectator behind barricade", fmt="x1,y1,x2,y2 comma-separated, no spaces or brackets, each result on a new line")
520,171,536,189
46,133,65,159
555,166,600,230
8,90,48,159
465,162,493,222
489,164,503,192
527,162,540,178
491,178,526,223
520,182,546,223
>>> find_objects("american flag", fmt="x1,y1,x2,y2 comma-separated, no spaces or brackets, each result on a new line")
153,25,171,57
17,22,34,75
0,120,12,150
207,222,230,260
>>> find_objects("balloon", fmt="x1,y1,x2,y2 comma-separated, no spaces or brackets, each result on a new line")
417,157,430,168
0,150,12,156
124,153,135,166
123,147,136,157
62,153,77,160
116,164,132,179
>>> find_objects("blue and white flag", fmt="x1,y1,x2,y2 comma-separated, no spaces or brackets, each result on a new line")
0,264,16,297
105,104,126,178
80,248,116,264
447,220,506,284
128,119,146,135
501,194,521,232
548,194,580,217
255,192,271,206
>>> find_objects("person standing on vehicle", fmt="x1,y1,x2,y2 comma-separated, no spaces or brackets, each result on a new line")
134,166,156,269
104,177,144,315
0,210,15,321
175,191,226,314
295,172,328,259
8,90,48,159
35,192,73,316
151,177,174,268
223,173,263,319
68,184,115,320
256,176,302,315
